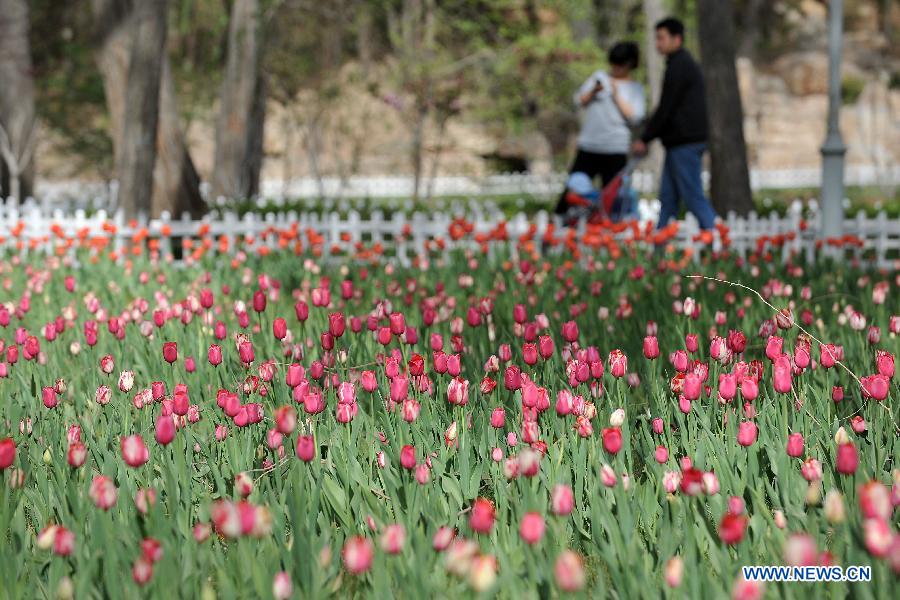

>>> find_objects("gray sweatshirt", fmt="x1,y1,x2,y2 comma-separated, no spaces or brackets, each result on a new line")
574,71,646,155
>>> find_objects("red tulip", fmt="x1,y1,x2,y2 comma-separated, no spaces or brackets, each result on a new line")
327,312,345,338
561,321,578,343
238,341,254,364
643,336,659,359
469,498,495,534
155,415,176,446
295,434,315,462
252,290,267,312
272,317,287,340
685,334,698,353
835,442,858,475
42,386,58,409
0,437,15,470
718,512,748,545
162,342,177,364
601,427,622,454
400,444,417,470
294,301,309,321
513,304,527,324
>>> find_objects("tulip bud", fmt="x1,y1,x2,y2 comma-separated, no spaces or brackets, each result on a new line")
664,556,683,588
824,489,845,523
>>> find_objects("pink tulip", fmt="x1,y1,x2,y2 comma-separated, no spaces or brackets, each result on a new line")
551,484,574,516
208,344,222,366
41,386,58,409
432,526,455,551
272,572,292,600
162,342,177,364
554,550,586,591
519,512,545,544
490,407,506,428
736,422,757,447
786,432,804,457
400,445,416,470
740,377,758,401
655,445,669,464
718,373,737,400
89,475,118,510
608,349,627,378
380,523,406,555
121,435,149,467
876,350,894,379
773,354,792,393
858,481,891,521
683,373,701,401
342,536,374,574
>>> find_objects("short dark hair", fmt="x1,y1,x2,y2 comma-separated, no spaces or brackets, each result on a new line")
655,17,685,38
608,42,639,70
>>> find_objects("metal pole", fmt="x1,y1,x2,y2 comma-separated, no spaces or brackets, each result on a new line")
820,0,846,246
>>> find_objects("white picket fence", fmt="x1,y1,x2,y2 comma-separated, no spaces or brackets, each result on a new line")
1,196,898,270
30,164,900,208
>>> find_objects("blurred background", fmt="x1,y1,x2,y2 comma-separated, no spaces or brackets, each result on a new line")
1,0,899,217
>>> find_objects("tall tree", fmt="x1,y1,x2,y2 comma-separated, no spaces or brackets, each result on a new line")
0,0,37,202
211,0,265,201
697,0,754,217
93,0,204,217
116,0,167,218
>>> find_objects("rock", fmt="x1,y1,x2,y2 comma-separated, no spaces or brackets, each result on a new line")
770,52,829,96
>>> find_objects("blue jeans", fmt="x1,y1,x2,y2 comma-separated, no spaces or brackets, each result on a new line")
656,142,718,230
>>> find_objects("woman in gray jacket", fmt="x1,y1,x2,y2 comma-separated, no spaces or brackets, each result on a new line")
556,42,645,215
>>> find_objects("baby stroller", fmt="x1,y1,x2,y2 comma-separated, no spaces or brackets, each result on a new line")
560,157,640,226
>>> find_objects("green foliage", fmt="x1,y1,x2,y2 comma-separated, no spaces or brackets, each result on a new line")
30,0,114,175
0,244,897,597
841,76,866,105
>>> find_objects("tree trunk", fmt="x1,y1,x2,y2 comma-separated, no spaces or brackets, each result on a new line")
0,0,37,202
410,102,427,203
356,1,373,70
736,0,764,59
117,0,167,218
697,0,754,217
94,0,204,218
152,58,206,218
211,0,265,201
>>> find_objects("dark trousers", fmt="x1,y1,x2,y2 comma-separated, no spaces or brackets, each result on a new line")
657,142,718,230
555,149,627,214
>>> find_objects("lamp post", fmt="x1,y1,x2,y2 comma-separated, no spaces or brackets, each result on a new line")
820,0,846,248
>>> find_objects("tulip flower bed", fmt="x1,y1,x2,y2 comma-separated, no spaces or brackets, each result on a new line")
0,248,897,599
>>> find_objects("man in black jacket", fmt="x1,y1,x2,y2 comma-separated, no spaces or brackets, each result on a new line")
632,18,718,231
